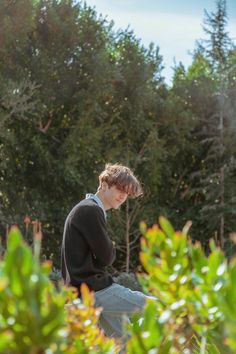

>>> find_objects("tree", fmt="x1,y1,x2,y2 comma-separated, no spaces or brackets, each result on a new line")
171,0,236,252
100,30,166,272
194,0,236,249
0,0,168,272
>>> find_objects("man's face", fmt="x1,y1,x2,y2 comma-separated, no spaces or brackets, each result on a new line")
102,184,128,210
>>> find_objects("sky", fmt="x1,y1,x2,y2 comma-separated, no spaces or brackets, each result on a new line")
82,0,236,85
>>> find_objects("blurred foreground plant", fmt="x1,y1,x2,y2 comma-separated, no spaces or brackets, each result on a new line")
127,217,236,354
64,283,119,354
1,218,235,354
0,224,118,354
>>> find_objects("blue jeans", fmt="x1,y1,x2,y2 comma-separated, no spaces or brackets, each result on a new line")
94,283,152,338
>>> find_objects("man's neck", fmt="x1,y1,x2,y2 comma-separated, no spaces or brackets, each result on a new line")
96,191,110,211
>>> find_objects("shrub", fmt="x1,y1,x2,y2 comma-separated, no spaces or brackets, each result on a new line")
127,217,236,353
1,218,236,353
0,225,118,354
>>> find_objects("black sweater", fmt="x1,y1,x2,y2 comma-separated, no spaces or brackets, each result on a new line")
61,198,115,293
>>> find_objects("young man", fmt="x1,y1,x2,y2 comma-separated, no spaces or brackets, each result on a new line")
61,163,152,338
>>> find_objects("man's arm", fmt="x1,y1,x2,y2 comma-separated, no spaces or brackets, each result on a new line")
73,205,116,266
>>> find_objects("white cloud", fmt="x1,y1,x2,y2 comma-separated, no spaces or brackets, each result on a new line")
84,1,236,84
99,11,205,81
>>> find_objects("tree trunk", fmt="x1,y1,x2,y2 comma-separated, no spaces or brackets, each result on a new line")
125,199,130,273
219,96,225,248
219,165,225,248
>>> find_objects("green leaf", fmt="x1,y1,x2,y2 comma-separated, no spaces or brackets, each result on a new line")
7,226,24,252
159,217,175,239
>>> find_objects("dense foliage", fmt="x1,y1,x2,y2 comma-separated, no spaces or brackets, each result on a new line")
0,219,235,353
0,224,118,354
0,0,236,272
128,217,236,353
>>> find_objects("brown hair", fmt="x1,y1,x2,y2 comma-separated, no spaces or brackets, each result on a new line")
99,163,143,198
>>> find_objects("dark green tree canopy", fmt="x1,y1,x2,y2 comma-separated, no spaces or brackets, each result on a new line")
0,0,235,270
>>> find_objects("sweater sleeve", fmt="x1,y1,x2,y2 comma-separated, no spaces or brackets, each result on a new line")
73,204,116,266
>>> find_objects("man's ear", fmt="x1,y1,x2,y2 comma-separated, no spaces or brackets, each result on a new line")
101,181,108,191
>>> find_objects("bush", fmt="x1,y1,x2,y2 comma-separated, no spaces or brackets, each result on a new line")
1,218,235,353
0,225,118,354
127,217,236,353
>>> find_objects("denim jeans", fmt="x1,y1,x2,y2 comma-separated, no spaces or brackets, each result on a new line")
94,283,152,338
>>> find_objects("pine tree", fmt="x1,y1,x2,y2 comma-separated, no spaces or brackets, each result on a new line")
184,0,236,250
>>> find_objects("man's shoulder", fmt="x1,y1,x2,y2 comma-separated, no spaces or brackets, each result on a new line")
71,199,102,216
